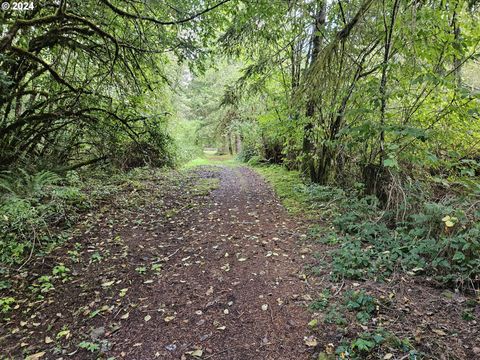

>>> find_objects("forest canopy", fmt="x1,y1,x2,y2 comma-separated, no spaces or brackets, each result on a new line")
0,0,234,170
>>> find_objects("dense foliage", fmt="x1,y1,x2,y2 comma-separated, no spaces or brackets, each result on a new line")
190,0,480,288
0,0,233,170
217,0,480,187
1,0,479,287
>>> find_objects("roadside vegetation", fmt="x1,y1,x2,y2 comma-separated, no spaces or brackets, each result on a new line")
254,163,479,289
251,159,479,359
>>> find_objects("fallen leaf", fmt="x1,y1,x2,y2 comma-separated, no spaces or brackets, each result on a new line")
121,312,129,319
45,336,53,344
56,329,71,339
220,263,230,272
432,329,447,336
304,335,318,347
164,316,175,322
25,352,45,360
101,280,115,287
186,349,203,357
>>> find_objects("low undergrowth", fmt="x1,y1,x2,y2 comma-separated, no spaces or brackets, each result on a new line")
312,185,479,290
0,169,84,267
308,289,417,359
0,167,168,269
251,164,312,214
254,163,480,290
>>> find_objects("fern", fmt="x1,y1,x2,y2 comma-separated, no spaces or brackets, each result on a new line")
0,169,61,197
0,171,16,194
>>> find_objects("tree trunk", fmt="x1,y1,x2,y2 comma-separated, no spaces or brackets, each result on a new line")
452,5,462,88
235,132,242,154
228,132,233,155
302,2,326,182
378,0,400,164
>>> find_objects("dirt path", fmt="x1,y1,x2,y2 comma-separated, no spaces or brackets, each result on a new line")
112,166,310,359
1,166,312,359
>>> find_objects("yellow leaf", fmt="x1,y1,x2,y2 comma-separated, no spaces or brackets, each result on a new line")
186,349,203,357
25,352,46,360
304,336,318,347
56,329,71,339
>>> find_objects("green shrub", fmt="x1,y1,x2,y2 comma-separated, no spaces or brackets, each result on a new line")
327,191,480,287
238,148,258,162
344,290,377,324
246,155,265,166
0,296,15,313
0,169,88,265
309,290,331,311
0,169,60,197
335,329,415,359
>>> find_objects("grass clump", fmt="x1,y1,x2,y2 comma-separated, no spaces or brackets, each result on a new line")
252,164,311,214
